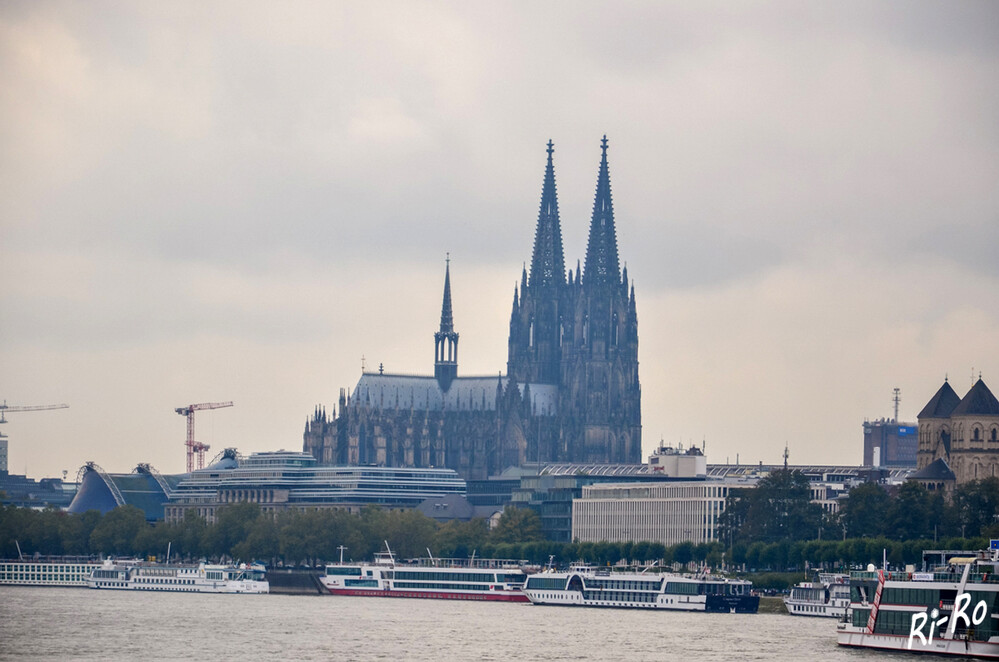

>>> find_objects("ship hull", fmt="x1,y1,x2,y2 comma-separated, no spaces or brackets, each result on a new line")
325,587,529,602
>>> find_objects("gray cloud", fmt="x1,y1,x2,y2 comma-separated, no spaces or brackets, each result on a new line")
1,1,997,476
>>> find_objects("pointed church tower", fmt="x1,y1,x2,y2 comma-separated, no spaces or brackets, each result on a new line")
583,135,621,290
562,135,642,463
508,140,567,385
434,257,459,391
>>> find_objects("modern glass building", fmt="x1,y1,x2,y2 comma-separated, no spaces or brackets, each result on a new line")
163,450,466,523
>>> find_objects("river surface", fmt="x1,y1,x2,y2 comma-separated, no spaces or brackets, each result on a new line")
0,587,919,661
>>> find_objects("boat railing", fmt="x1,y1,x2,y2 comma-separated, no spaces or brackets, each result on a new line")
849,570,999,584
405,557,530,570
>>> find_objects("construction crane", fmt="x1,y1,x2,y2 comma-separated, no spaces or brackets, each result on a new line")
0,401,70,424
175,401,233,473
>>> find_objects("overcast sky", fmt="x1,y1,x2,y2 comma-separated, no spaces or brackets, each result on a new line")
1,1,997,479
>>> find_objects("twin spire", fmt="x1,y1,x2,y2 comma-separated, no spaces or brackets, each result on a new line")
527,136,622,292
582,136,621,289
528,140,566,292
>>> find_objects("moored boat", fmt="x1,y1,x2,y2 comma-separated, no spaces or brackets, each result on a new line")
0,559,102,587
523,564,758,612
785,573,850,618
321,549,530,602
87,559,269,593
837,547,999,658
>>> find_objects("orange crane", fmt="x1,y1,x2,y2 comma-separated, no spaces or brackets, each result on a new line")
175,401,233,472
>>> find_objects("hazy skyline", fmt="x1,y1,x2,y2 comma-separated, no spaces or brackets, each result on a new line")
2,1,997,478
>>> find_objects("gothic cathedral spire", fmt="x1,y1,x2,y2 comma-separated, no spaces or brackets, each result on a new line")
434,256,459,391
508,141,567,385
529,140,567,293
583,135,621,289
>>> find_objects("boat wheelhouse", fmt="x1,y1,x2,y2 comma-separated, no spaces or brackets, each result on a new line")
87,559,268,593
321,553,530,602
837,548,999,657
523,565,758,612
784,573,850,618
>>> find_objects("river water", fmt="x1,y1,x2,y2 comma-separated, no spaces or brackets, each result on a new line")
0,587,916,661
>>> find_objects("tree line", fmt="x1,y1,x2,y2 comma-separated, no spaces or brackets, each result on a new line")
719,470,999,546
3,472,998,572
1,504,993,573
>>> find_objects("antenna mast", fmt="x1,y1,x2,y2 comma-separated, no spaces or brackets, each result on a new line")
892,388,901,423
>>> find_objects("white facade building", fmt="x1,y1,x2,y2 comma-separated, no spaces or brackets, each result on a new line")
572,480,742,546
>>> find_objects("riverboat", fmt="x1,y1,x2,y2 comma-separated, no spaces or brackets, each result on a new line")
87,559,269,593
0,560,102,587
523,565,759,612
321,550,530,602
784,573,850,617
837,547,999,657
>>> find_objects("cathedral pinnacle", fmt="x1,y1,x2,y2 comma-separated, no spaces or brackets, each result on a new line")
439,254,454,334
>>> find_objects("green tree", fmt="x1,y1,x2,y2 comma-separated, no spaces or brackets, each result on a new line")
490,507,543,544
840,482,888,538
207,502,262,560
234,515,280,563
673,541,694,566
89,506,147,556
59,510,102,556
953,478,999,537
719,470,823,544
887,482,940,541
434,519,488,557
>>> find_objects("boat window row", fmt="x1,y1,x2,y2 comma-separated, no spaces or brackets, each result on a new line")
136,577,196,585
873,609,938,636
581,590,657,603
850,582,878,602
0,564,99,583
525,576,567,590
665,582,698,595
495,573,527,584
880,587,940,606
701,582,749,596
391,571,499,583
0,564,97,574
394,582,493,591
92,569,126,579
790,588,825,601
585,578,663,592
344,579,380,588
326,567,362,576
137,568,180,577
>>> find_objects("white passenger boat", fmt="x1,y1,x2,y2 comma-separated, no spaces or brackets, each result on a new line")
0,560,102,587
321,549,530,602
523,564,759,612
87,559,269,593
785,573,850,617
837,547,999,658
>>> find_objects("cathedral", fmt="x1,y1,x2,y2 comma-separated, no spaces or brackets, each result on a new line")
303,138,642,479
